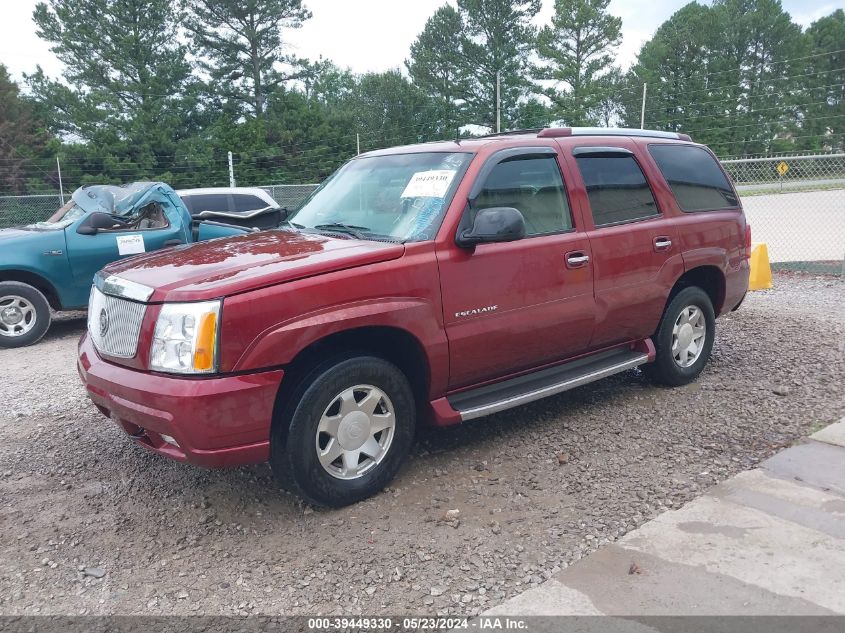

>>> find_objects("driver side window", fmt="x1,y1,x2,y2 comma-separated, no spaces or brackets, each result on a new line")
471,155,572,236
97,202,169,232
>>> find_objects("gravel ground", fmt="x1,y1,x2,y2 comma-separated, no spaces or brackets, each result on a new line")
1,274,843,616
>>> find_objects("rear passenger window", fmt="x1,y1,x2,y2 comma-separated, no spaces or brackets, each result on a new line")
472,155,572,236
230,194,271,212
648,144,739,211
575,155,658,227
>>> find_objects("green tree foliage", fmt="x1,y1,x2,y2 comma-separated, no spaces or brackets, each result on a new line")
801,10,845,148
29,0,196,147
624,0,817,155
185,0,312,117
536,0,622,126
592,67,626,127
5,0,845,196
350,71,442,150
406,5,469,136
0,65,54,194
623,3,719,134
301,58,356,106
711,0,807,155
457,0,542,130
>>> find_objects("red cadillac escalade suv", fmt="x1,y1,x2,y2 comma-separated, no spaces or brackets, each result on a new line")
78,128,750,506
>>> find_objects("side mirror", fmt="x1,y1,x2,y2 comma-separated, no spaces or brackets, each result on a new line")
76,212,124,235
456,207,526,248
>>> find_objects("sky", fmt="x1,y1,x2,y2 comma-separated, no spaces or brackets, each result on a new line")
0,0,841,85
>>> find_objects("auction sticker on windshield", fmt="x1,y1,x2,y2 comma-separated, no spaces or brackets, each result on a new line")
116,234,145,255
401,170,455,198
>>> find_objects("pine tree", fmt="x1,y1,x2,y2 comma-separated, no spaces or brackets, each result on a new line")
710,0,806,155
457,0,542,130
535,0,622,126
623,3,719,139
29,0,195,151
406,5,469,136
801,9,845,150
0,65,52,194
185,0,312,117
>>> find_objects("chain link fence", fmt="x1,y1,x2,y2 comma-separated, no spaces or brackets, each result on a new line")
259,183,319,209
0,185,319,230
0,193,64,229
723,151,845,275
1,159,842,276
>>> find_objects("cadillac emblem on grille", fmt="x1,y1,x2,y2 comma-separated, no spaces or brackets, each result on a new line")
99,308,110,337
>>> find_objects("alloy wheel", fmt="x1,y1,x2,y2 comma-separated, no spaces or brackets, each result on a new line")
315,384,396,480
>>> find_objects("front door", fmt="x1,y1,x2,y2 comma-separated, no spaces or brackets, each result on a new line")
64,204,185,307
437,148,596,389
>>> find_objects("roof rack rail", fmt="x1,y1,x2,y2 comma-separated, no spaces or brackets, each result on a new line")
476,126,692,142
478,128,547,138
537,127,692,141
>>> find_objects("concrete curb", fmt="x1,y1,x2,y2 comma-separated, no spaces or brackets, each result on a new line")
485,417,845,616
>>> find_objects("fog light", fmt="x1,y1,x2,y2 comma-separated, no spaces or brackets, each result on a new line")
160,434,180,447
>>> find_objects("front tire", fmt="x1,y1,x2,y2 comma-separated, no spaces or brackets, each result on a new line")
0,282,52,348
271,356,416,507
644,286,715,387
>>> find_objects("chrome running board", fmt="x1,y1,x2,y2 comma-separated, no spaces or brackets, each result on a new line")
448,348,649,421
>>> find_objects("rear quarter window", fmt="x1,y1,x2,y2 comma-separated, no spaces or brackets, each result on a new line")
648,144,739,211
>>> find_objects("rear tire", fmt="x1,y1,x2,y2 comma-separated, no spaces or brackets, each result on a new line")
0,282,51,348
643,286,715,387
270,356,416,507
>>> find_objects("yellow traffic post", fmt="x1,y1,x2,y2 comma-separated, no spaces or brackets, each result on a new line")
748,242,773,290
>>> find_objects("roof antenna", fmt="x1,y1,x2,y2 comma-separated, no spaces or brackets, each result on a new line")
455,125,461,145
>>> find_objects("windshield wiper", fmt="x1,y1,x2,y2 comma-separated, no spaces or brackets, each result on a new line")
313,222,372,239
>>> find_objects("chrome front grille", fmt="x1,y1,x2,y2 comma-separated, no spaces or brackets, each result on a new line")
88,286,147,358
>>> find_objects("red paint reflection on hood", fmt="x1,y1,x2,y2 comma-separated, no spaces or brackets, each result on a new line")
105,229,405,302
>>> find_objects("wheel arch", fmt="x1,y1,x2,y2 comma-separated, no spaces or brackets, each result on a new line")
669,265,726,315
0,269,63,311
271,325,431,449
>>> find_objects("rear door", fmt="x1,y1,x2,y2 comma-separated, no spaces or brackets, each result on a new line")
437,147,596,389
563,141,684,348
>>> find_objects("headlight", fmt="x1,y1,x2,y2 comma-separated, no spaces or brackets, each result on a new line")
150,301,221,374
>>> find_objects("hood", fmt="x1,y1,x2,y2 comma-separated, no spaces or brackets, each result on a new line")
72,182,171,216
0,226,52,244
104,229,405,302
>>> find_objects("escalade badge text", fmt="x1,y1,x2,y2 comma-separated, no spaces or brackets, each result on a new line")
455,305,498,318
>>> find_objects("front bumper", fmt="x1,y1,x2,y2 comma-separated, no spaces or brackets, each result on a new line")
78,333,284,467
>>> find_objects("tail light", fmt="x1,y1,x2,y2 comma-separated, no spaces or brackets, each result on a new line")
744,224,752,259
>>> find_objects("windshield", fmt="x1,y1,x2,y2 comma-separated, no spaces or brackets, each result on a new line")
289,152,472,242
27,202,86,230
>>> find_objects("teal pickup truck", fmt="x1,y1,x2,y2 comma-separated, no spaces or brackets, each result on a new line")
0,181,281,348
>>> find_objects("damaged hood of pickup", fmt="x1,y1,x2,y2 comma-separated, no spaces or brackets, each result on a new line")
103,229,405,302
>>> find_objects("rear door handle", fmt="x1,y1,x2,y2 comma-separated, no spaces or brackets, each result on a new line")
566,252,590,268
654,237,672,252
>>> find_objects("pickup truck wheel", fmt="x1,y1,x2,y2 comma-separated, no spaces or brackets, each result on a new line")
644,286,715,387
0,282,51,348
272,356,416,507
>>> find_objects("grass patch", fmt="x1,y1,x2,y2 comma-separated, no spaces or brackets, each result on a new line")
738,184,845,197
772,261,845,276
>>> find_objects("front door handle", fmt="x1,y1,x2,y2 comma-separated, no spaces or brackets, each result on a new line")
654,237,672,252
566,252,590,268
